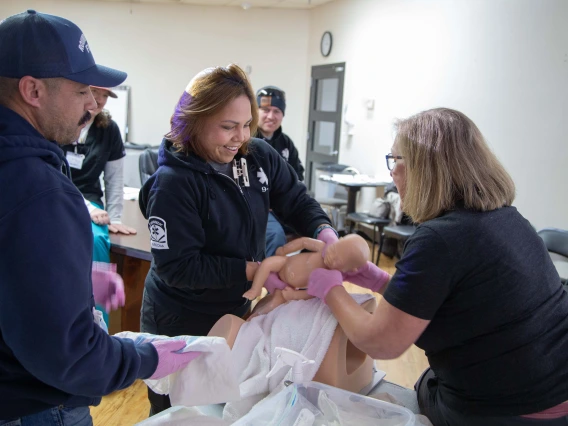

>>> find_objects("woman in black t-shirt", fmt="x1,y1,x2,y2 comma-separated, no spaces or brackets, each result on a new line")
307,108,568,425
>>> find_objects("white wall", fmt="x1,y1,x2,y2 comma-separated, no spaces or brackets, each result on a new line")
0,1,310,152
308,0,568,230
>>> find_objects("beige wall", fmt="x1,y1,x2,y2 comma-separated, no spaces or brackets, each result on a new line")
0,1,310,150
2,0,566,229
308,0,568,229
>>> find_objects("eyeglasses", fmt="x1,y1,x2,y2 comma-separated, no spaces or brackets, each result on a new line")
386,154,403,171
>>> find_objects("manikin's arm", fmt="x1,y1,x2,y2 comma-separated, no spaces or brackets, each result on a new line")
243,256,288,300
275,237,325,256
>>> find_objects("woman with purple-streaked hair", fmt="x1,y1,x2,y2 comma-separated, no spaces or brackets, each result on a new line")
137,64,337,415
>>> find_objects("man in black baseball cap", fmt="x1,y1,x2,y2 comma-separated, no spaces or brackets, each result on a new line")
256,86,305,256
0,11,195,424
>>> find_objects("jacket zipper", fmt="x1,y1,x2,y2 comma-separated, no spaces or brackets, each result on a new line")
215,172,257,262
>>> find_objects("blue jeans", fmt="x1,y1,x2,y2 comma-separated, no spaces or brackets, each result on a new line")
266,212,287,257
0,406,92,426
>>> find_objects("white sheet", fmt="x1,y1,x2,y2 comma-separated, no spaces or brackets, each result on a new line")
223,293,374,422
116,332,240,407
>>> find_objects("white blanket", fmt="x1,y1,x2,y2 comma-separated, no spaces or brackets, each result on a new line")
223,293,374,422
116,332,240,407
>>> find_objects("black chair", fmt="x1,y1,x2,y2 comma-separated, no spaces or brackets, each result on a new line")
377,225,417,266
138,148,159,186
345,213,390,264
537,228,568,286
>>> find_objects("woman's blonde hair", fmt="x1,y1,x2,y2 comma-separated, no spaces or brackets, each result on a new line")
166,64,258,160
395,108,515,223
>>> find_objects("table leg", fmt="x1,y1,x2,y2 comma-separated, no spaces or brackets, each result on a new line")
345,187,362,233
109,252,150,333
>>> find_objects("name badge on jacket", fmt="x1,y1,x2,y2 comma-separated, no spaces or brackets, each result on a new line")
66,151,85,169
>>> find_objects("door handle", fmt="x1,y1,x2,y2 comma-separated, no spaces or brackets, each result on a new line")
330,150,339,156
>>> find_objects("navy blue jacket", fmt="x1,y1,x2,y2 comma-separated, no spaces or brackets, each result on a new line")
256,127,304,181
139,138,331,316
0,106,157,418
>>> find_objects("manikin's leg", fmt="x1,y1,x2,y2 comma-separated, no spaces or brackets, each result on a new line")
275,237,325,256
243,256,288,300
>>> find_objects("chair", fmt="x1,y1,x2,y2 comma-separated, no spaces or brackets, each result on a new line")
377,225,417,266
537,228,568,286
138,147,159,186
345,213,390,264
318,198,348,229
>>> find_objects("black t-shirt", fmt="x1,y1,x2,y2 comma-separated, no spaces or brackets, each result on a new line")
61,119,125,207
384,206,568,416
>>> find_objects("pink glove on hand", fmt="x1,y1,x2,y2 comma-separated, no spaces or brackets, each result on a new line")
265,272,287,293
307,268,343,304
317,227,339,246
92,262,125,312
149,340,201,380
342,261,390,293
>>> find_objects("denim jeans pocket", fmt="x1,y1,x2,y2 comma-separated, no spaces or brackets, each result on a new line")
58,406,92,426
0,420,21,426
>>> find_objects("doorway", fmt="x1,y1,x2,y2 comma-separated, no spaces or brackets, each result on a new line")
305,62,346,192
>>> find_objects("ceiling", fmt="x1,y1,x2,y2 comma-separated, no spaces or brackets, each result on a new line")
93,0,335,9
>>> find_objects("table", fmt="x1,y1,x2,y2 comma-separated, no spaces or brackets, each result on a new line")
319,175,388,214
335,181,387,215
108,199,151,333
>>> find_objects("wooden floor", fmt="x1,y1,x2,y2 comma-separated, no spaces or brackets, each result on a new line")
91,248,429,425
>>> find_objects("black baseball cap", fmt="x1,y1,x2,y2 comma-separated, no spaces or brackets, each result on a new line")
0,10,127,87
257,86,286,115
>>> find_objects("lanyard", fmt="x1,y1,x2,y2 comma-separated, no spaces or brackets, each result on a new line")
232,158,250,187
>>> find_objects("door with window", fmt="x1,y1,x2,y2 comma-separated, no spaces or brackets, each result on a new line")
305,62,346,193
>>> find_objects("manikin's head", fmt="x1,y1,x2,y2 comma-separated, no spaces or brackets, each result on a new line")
323,234,370,272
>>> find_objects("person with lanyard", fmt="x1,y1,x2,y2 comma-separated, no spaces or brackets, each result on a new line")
306,108,568,425
139,64,338,415
61,85,136,324
255,86,305,256
62,86,137,261
0,10,199,426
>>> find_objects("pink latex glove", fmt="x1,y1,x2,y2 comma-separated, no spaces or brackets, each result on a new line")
149,340,201,380
92,262,125,312
342,261,390,293
307,268,343,304
317,227,339,259
265,272,287,293
317,227,339,246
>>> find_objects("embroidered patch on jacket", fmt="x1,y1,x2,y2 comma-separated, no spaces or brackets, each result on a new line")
148,216,169,249
257,167,269,185
281,148,290,161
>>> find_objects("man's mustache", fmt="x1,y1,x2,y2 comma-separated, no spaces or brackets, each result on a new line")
78,111,92,126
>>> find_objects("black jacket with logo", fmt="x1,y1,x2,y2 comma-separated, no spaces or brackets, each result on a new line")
257,127,304,181
139,138,330,315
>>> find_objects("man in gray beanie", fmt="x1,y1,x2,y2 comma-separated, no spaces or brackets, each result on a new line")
256,86,305,256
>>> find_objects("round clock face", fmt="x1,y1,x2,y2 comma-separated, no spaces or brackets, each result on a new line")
321,31,332,57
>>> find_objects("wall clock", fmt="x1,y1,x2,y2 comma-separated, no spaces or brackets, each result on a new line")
320,31,332,57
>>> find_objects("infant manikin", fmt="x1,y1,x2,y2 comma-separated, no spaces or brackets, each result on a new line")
211,234,376,395
243,234,370,301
